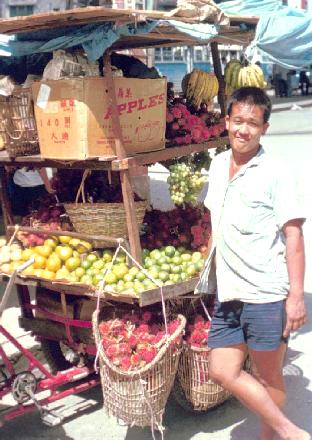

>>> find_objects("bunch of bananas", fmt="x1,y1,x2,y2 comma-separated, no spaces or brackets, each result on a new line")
182,69,219,109
224,60,267,91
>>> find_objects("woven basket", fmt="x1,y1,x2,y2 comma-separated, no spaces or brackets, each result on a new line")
0,88,39,158
177,343,231,411
92,312,186,428
64,170,148,240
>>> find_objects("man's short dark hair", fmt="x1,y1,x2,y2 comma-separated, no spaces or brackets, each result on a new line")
227,87,272,123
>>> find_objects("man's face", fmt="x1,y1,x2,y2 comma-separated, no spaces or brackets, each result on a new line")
225,102,269,156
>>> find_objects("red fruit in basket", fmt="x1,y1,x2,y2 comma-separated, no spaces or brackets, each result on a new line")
106,344,119,358
155,331,165,344
102,336,113,350
171,122,180,131
128,334,138,349
194,320,206,330
150,323,160,335
194,314,205,323
138,346,157,364
130,353,142,367
189,329,207,346
166,110,174,123
120,357,131,371
172,107,182,119
142,311,152,323
119,342,132,356
136,323,150,334
167,319,180,335
99,322,111,335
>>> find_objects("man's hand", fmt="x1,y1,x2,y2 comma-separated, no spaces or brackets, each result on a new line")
283,293,307,338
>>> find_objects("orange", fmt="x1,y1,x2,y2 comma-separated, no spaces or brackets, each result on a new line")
55,268,70,280
21,248,35,261
65,256,81,272
46,254,62,272
35,245,53,258
22,264,35,277
55,245,73,261
44,238,58,249
41,270,56,280
59,235,71,245
33,255,47,269
33,268,44,278
112,264,129,280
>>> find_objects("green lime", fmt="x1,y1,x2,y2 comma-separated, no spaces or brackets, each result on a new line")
123,273,135,282
172,256,182,265
102,249,113,262
144,258,154,269
164,246,175,258
158,271,169,282
104,272,118,284
81,259,92,270
129,266,139,276
192,252,202,263
92,259,105,271
171,264,182,274
86,253,98,264
186,264,197,277
195,259,205,271
172,274,182,283
75,267,85,279
150,249,162,261
181,253,192,262
80,274,93,285
160,263,171,272
136,271,146,282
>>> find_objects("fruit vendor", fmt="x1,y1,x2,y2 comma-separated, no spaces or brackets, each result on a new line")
204,87,309,440
9,167,54,216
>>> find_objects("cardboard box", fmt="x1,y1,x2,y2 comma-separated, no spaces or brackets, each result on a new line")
32,77,167,160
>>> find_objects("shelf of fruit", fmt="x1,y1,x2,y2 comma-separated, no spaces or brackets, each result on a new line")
0,230,207,307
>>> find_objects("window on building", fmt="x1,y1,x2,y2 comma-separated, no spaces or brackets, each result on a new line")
195,48,203,62
135,0,145,9
162,48,173,62
9,5,34,17
174,48,184,62
154,48,162,62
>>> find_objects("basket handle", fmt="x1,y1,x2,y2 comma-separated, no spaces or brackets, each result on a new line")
75,169,91,204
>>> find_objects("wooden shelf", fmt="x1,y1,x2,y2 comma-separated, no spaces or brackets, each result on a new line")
0,137,228,170
0,273,199,307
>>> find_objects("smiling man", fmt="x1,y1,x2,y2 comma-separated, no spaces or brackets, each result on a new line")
205,87,310,440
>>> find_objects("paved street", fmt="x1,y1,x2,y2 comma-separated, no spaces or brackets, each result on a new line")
1,106,312,439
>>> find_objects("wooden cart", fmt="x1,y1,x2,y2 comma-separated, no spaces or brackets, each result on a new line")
0,5,257,386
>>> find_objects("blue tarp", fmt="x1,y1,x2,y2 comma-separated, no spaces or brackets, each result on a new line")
0,19,218,62
219,0,312,69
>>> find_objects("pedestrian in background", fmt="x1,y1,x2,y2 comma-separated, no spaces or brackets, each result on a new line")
205,87,309,440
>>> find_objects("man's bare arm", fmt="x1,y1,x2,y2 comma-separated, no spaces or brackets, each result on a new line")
283,218,306,337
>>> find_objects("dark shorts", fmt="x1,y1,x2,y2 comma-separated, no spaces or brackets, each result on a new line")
208,298,288,352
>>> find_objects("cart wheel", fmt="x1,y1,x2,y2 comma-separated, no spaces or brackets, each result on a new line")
40,340,74,373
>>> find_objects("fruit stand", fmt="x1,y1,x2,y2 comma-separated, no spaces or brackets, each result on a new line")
0,5,259,430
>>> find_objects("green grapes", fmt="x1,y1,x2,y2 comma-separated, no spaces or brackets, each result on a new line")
167,163,207,206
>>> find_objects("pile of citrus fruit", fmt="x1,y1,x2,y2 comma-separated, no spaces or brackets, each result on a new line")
0,236,205,296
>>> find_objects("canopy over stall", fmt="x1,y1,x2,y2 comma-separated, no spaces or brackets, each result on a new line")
0,6,256,62
219,0,312,69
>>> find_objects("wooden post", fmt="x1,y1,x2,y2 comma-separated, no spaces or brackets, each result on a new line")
0,166,14,236
103,51,142,263
211,42,227,117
